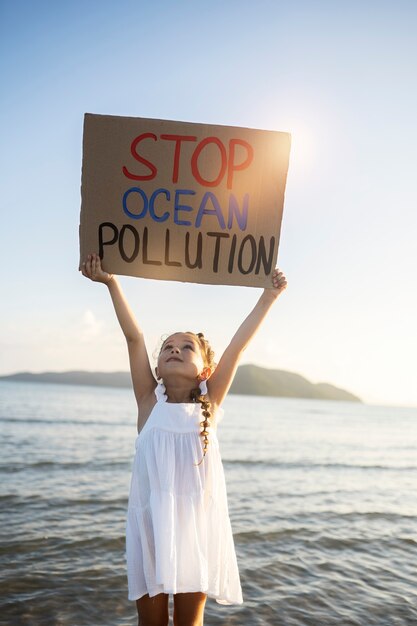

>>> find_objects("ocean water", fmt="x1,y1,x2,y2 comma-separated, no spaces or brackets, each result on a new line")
1,380,417,626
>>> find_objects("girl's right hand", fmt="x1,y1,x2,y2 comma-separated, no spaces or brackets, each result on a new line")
81,253,114,284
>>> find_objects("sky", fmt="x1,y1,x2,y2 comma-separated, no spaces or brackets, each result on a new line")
1,0,416,407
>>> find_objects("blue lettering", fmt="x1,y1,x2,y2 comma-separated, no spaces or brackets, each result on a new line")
227,193,249,231
195,192,226,229
149,188,170,222
174,189,196,226
123,187,148,219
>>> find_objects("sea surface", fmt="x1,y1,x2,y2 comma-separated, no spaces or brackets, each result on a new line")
1,381,417,626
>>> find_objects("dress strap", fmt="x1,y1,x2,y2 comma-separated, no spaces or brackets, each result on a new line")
154,381,167,402
154,379,207,402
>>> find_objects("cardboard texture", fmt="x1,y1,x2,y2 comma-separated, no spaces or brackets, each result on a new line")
79,114,291,287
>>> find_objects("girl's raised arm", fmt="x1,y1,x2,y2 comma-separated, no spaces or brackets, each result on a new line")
208,269,287,408
81,253,156,406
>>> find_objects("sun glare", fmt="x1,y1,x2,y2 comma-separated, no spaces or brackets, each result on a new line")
285,122,316,176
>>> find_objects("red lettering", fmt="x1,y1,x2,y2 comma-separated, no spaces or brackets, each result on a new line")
160,134,197,183
122,133,157,180
191,137,227,187
122,132,254,189
227,139,254,189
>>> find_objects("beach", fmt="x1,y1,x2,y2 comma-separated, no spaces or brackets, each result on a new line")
1,381,417,625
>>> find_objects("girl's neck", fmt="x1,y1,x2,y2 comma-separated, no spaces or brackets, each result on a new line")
164,381,195,404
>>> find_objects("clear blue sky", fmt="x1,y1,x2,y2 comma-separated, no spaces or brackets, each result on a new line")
1,0,416,407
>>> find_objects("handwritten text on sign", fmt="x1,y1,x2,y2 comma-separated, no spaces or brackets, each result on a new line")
79,114,291,287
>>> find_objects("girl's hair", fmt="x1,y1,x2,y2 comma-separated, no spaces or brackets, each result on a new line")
188,333,216,465
160,332,216,465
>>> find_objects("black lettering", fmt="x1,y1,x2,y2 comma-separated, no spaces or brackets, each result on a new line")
98,222,118,259
228,234,237,273
143,227,162,265
238,235,257,275
119,224,140,262
164,229,182,266
207,232,230,273
255,236,276,275
185,232,203,269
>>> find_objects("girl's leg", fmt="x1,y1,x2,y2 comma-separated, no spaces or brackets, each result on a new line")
136,593,169,626
173,592,207,626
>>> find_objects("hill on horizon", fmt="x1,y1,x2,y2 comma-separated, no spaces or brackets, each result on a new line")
0,364,361,403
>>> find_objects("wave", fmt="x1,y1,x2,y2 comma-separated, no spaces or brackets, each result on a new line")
0,416,129,427
0,533,125,556
0,459,130,473
234,518,417,542
2,457,416,473
223,458,417,471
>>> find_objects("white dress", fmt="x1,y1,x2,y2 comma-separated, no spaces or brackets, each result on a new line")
126,387,243,605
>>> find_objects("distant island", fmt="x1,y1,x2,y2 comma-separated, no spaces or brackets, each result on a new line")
0,365,361,402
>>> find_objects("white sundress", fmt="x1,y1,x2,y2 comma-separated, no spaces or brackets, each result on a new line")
126,387,243,605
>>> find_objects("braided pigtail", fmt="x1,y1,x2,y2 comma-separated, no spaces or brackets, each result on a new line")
188,332,216,466
190,386,212,466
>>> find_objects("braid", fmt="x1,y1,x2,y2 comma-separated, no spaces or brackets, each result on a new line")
190,386,212,466
188,332,215,466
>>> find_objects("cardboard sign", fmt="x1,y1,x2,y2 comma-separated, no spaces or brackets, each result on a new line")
79,114,291,287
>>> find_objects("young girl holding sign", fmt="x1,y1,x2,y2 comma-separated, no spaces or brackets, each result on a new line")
81,252,287,626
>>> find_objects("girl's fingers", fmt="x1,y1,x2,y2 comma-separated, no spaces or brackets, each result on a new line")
272,268,284,279
84,255,94,279
92,253,102,276
271,269,286,287
81,254,105,281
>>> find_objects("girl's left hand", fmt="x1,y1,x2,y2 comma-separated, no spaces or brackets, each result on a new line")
264,268,287,298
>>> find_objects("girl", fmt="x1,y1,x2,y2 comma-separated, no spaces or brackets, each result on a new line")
81,253,287,626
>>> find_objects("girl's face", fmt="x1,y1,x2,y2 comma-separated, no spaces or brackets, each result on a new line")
157,333,206,381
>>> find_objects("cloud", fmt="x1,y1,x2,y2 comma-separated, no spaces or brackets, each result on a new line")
80,309,105,342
